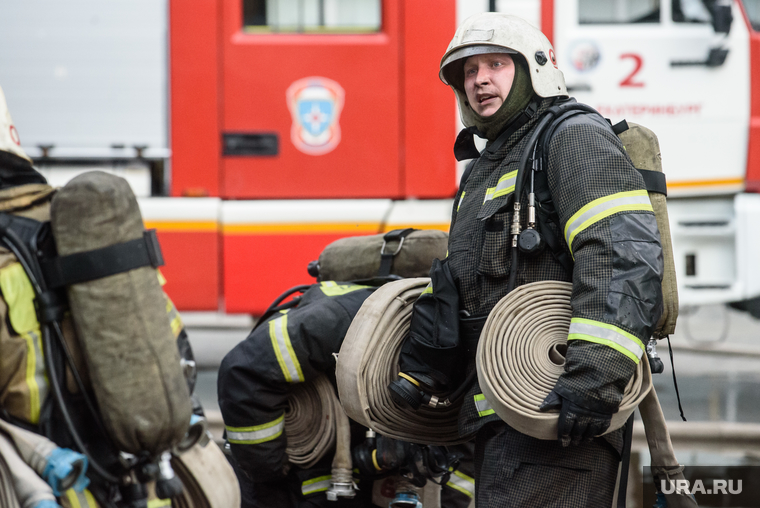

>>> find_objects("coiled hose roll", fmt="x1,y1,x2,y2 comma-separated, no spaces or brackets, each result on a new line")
337,278,468,445
476,280,652,440
284,375,340,467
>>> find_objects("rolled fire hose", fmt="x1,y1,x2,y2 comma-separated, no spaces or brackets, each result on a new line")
327,397,354,500
0,431,58,508
639,387,698,508
0,448,21,508
0,419,87,496
337,278,468,446
171,441,241,508
285,375,339,467
476,280,652,440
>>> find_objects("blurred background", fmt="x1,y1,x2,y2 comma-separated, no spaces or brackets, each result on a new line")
2,0,760,505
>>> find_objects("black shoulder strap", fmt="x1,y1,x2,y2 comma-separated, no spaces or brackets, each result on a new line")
378,228,416,277
39,230,165,289
459,159,478,190
637,168,668,196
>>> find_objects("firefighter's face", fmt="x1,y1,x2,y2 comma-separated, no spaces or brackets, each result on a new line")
463,53,515,117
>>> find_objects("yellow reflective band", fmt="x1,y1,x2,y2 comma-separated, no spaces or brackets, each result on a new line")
226,414,285,444
421,283,433,295
148,499,172,508
568,318,645,364
66,488,82,508
446,470,475,498
0,262,39,334
157,270,167,286
474,393,494,417
398,372,420,387
319,281,370,297
65,488,97,508
23,331,47,424
269,314,304,383
563,190,652,257
483,170,518,203
302,475,332,495
457,192,466,211
170,315,183,337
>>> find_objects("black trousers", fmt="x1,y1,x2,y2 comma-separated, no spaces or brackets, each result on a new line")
474,421,620,508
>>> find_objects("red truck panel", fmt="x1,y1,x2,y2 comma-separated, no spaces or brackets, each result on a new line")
169,0,221,197
403,0,458,199
741,1,760,191
156,230,220,310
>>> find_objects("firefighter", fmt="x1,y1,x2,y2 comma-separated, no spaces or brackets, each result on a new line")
436,13,663,506
219,281,476,508
0,85,204,508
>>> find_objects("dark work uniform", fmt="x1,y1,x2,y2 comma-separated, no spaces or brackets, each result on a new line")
448,98,663,507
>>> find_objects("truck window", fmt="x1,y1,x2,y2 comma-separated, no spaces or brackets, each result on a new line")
243,0,381,33
743,0,760,30
672,0,713,23
579,0,661,24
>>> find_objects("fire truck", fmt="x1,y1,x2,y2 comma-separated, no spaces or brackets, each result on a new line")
0,0,758,317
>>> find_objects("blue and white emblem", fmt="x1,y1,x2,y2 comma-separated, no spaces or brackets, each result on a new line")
286,77,345,155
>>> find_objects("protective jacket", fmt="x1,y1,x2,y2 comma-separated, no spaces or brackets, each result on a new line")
219,282,377,504
449,97,663,448
0,181,198,508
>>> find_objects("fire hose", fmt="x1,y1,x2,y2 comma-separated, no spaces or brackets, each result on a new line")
285,374,355,500
476,280,652,439
285,375,339,467
336,277,696,505
0,447,20,508
336,278,468,445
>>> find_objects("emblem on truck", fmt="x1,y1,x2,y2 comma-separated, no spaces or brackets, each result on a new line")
286,77,345,156
569,41,601,72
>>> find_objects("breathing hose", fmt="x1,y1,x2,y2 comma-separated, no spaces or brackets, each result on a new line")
337,278,471,445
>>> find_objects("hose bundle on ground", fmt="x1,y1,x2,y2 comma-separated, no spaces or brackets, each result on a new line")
285,375,340,467
337,278,467,446
476,280,652,441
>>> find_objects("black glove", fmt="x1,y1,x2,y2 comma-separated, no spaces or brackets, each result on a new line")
539,390,612,447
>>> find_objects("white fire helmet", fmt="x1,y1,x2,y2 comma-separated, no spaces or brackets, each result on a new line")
439,13,568,128
0,86,31,163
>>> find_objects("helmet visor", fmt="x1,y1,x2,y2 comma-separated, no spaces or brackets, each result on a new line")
440,45,517,86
